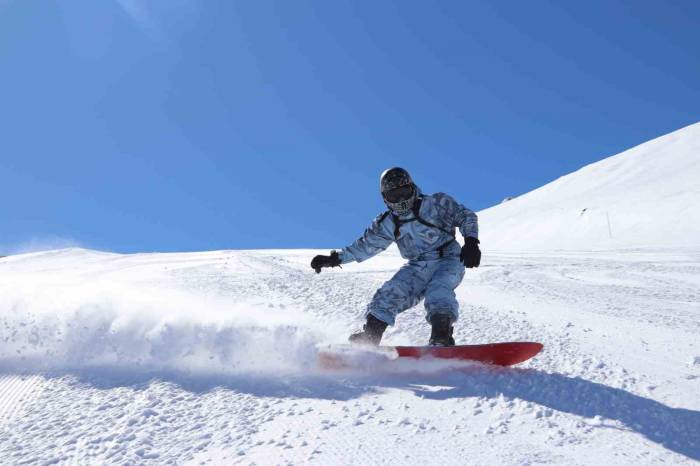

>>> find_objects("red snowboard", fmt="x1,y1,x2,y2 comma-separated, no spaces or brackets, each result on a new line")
394,342,543,366
318,342,543,369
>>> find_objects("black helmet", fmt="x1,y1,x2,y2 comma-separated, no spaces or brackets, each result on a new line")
380,167,417,214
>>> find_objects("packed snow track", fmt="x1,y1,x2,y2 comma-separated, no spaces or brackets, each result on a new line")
0,247,698,465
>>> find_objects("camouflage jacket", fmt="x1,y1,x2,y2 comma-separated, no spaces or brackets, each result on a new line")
339,192,478,263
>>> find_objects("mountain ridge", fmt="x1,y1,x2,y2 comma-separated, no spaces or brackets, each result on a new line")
479,122,700,250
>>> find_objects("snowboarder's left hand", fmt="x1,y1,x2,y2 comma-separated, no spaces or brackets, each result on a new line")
311,251,342,273
460,236,481,268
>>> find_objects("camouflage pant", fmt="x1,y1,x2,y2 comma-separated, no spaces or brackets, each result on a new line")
366,257,465,326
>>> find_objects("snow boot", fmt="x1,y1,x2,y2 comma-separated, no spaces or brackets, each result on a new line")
348,314,388,346
429,314,455,346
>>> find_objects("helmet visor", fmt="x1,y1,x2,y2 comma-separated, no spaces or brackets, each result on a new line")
383,184,414,203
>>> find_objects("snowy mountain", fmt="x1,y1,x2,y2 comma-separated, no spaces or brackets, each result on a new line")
0,125,699,464
480,122,700,250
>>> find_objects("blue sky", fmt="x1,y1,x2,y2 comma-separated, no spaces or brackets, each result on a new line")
1,0,699,253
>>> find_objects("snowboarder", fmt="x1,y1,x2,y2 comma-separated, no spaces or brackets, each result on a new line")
311,167,480,346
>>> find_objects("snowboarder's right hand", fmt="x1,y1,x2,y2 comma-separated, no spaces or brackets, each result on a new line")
310,251,342,273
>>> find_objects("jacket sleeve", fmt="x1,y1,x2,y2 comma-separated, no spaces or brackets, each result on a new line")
339,212,395,264
433,192,479,239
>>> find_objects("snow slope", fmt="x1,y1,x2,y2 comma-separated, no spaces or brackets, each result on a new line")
479,122,700,250
0,125,699,464
0,247,698,465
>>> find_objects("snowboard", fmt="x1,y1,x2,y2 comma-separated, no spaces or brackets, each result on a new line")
318,342,543,370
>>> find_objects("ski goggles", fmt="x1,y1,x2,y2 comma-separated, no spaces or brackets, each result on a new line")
383,184,415,203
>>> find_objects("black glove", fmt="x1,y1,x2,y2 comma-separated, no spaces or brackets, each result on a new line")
460,236,481,268
310,250,342,273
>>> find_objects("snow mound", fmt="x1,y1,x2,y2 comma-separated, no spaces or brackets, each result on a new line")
479,122,700,250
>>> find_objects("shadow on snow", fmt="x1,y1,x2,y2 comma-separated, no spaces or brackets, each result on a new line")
397,368,700,461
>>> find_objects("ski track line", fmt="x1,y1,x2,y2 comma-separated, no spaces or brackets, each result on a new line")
483,252,700,332
0,374,45,427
